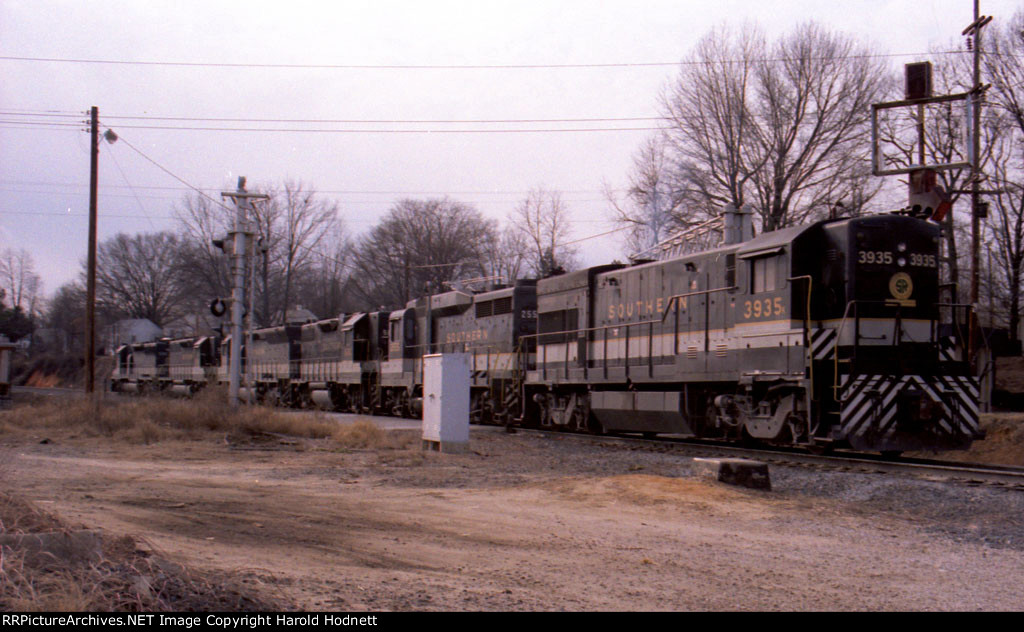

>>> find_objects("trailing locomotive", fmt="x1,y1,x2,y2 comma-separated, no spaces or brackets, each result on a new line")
110,209,982,455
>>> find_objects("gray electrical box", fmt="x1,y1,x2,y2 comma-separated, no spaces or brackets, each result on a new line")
422,353,470,453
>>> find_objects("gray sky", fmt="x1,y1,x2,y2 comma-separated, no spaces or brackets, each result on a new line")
2,0,1020,300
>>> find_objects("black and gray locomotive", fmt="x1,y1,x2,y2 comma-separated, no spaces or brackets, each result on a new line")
525,211,980,453
111,209,982,454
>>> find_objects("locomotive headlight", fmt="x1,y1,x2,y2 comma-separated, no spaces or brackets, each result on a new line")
897,242,907,252
897,257,907,267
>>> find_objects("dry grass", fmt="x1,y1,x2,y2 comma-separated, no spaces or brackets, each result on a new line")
934,413,1024,466
0,392,422,610
0,439,290,612
1,390,418,453
0,490,289,611
0,390,341,445
332,420,416,450
908,412,1024,466
0,391,307,611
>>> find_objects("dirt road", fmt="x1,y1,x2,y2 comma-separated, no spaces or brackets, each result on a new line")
3,422,1022,611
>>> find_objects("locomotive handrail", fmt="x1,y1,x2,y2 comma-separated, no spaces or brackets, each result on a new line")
520,285,736,380
831,299,973,401
832,299,903,401
788,275,815,442
659,286,735,323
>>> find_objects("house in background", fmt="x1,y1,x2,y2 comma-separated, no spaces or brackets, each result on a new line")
162,312,223,340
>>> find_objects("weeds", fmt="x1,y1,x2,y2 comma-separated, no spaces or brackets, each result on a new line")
0,391,342,445
0,391,417,453
333,421,416,450
0,492,288,611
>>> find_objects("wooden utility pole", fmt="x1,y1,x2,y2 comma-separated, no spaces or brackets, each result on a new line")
85,106,98,394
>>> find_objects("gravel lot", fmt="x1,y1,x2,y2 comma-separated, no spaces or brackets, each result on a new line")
4,414,1022,611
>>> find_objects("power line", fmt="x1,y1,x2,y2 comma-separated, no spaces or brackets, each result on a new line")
0,50,982,70
0,111,663,124
112,133,236,215
564,225,632,245
0,118,663,134
0,179,624,196
105,142,157,231
17,123,666,134
0,207,613,223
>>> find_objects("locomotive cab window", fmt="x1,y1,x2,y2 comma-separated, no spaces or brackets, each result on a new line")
751,256,778,294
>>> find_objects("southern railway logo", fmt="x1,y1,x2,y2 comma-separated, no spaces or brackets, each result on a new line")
889,272,913,300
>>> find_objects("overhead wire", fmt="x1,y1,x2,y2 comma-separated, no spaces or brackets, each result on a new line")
0,49,985,70
104,141,157,231
57,128,627,274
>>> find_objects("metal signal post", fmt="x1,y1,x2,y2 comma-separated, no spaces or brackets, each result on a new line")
220,177,267,406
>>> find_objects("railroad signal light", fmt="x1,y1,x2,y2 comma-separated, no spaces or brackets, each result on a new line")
212,236,232,255
905,62,933,100
210,298,228,318
908,168,951,221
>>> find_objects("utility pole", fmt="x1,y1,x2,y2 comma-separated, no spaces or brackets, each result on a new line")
85,106,98,395
963,2,992,368
220,177,267,406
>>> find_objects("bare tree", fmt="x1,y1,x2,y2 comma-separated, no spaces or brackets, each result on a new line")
268,180,340,320
93,231,185,327
45,281,86,351
174,181,342,325
984,116,1024,340
985,11,1024,139
173,192,233,315
481,224,531,285
511,187,579,276
649,22,890,236
351,198,497,309
291,222,356,318
660,24,765,223
980,11,1024,341
606,137,687,256
747,24,888,229
0,248,43,319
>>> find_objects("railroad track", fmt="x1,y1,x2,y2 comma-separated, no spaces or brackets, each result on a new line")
481,425,1024,492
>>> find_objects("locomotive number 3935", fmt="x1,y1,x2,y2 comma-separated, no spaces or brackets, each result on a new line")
743,297,785,319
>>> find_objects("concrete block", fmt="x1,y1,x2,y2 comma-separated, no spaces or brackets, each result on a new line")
421,439,470,454
692,457,771,490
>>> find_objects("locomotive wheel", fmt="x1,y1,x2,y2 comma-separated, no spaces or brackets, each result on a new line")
569,407,589,433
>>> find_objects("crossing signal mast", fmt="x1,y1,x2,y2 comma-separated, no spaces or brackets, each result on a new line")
217,177,268,407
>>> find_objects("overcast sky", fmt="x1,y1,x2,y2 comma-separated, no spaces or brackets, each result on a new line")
2,0,1021,300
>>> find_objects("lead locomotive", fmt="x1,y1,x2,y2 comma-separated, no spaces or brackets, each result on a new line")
526,208,980,454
